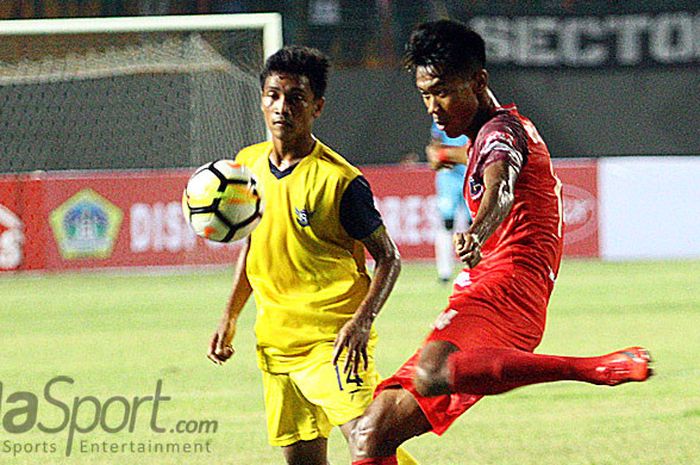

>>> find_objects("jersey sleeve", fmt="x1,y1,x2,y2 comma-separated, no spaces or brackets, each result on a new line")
475,116,529,175
339,176,383,240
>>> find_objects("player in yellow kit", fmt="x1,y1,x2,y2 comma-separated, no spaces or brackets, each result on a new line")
206,46,415,465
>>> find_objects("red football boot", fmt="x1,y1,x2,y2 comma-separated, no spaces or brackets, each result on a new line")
591,347,653,386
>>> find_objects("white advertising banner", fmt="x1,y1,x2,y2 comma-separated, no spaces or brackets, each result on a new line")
600,157,700,260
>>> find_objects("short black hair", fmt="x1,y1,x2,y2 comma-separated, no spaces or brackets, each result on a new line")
260,45,330,99
403,20,485,78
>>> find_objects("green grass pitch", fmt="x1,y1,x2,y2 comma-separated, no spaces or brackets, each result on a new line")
1,259,698,464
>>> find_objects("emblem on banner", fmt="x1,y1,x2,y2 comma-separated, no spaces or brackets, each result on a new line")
50,189,123,259
0,204,24,270
562,184,596,244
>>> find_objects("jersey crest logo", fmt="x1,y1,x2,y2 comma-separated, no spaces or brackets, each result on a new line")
468,176,484,199
294,207,313,227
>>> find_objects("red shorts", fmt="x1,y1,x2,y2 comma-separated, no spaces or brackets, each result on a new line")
375,267,553,435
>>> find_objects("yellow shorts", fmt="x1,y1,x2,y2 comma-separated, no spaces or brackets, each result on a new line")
260,341,381,447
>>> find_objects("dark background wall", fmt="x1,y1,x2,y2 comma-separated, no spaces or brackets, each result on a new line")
315,66,700,165
0,2,698,171
2,64,697,172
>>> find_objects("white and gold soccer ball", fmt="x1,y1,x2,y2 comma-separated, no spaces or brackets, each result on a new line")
182,160,263,242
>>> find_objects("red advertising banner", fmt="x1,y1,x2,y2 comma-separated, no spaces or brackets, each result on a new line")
366,161,600,260
0,160,599,273
363,164,439,260
553,159,599,258
0,170,243,273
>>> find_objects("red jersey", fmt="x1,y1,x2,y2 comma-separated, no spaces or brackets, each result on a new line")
462,104,563,282
374,105,565,436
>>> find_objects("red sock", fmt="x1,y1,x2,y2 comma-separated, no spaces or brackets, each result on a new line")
447,347,600,394
352,455,398,465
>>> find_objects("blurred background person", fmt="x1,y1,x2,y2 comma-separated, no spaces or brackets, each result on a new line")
425,121,469,284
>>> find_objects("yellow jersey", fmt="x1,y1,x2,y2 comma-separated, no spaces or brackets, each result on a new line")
235,139,378,372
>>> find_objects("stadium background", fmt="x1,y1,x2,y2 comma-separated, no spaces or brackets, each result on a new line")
1,0,698,271
0,2,699,464
1,1,699,171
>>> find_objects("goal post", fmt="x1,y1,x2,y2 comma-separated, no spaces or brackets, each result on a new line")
0,13,283,62
0,13,283,172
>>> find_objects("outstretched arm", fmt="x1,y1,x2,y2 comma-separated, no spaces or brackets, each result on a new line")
332,226,401,374
454,159,518,268
207,237,252,365
425,142,468,170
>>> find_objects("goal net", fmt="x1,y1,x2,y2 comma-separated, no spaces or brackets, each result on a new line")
0,14,283,173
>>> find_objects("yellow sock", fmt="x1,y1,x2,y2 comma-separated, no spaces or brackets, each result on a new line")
397,447,420,465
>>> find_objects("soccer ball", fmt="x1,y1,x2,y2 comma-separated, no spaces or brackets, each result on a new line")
182,160,263,242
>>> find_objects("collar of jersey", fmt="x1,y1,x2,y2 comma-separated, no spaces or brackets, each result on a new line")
267,139,321,180
495,103,517,115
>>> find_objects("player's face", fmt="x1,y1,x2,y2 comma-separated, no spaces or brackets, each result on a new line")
261,73,324,142
416,66,479,138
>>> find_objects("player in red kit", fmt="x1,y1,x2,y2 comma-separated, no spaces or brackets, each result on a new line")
347,20,652,465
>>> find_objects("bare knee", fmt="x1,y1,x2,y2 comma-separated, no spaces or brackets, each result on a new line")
350,403,394,458
350,389,430,460
413,341,459,397
414,366,449,397
414,360,450,397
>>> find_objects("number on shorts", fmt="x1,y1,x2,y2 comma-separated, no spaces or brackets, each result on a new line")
345,371,363,387
334,365,364,391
